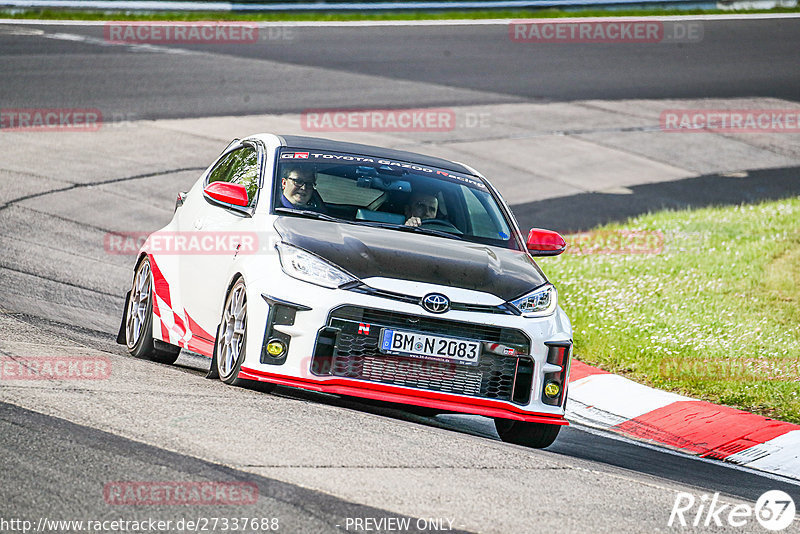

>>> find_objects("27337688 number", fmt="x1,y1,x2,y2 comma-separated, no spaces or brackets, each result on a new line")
193,517,280,531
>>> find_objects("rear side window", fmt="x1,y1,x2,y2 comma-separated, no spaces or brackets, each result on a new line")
207,147,259,205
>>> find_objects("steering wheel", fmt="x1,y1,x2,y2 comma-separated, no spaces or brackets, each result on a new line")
421,218,461,232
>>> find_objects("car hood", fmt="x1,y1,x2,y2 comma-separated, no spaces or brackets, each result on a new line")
274,217,546,301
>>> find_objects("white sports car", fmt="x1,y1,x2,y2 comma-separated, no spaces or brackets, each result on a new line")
118,134,573,448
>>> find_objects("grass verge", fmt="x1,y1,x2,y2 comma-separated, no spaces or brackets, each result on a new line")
0,5,798,21
540,196,800,424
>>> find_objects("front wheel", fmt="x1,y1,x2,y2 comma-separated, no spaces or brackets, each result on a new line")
124,256,180,365
215,278,252,386
494,418,561,449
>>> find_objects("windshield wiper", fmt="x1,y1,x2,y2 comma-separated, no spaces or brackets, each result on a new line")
275,207,340,222
355,220,464,241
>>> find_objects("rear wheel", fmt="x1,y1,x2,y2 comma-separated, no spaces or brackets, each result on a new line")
125,257,181,365
494,418,561,449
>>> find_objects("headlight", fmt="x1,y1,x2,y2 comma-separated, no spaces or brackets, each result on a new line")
508,284,557,317
276,242,356,289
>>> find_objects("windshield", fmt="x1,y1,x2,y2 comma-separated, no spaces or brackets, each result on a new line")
274,149,519,250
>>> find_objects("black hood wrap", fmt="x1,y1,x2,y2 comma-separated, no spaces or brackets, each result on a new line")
274,217,546,301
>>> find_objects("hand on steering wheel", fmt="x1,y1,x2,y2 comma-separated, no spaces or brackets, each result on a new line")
420,218,459,231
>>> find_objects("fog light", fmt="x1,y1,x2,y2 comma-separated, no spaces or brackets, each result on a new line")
544,380,561,398
266,339,286,357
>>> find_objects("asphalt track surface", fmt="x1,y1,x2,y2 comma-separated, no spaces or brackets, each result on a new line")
0,18,798,119
1,17,800,534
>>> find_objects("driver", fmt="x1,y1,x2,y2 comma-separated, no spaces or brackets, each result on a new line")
281,166,327,213
404,192,438,227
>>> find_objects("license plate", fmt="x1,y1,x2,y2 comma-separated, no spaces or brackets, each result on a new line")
379,329,480,365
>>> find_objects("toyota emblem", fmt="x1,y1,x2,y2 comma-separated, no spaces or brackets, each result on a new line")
421,293,450,314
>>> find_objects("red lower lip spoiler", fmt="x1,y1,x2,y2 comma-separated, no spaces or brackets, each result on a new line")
239,366,568,425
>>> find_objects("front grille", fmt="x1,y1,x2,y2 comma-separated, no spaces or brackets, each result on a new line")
312,306,533,404
361,356,484,396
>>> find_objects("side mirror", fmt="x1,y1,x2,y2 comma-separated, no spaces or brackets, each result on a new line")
526,228,566,256
204,182,249,207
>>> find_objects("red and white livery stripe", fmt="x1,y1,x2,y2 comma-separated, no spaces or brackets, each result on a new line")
149,255,215,356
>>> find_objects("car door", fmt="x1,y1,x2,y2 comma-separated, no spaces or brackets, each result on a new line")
178,142,262,344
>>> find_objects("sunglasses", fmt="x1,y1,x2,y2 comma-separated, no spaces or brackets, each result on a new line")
287,178,316,189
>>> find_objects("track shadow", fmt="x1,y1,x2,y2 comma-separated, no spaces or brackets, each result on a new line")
262,387,800,503
511,166,800,234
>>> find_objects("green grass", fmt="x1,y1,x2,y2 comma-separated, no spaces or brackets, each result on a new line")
541,197,800,424
1,5,799,21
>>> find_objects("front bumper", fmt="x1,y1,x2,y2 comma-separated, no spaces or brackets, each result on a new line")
240,281,572,424
239,365,567,424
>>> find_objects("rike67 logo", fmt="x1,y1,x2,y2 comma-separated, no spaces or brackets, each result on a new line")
669,490,796,531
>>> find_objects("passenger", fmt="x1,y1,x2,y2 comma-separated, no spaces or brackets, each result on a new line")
280,167,327,213
404,191,439,227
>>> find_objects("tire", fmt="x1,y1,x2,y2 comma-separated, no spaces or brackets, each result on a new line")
215,278,255,387
124,256,181,365
494,418,561,449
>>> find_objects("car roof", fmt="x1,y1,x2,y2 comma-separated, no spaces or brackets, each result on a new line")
278,135,474,175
